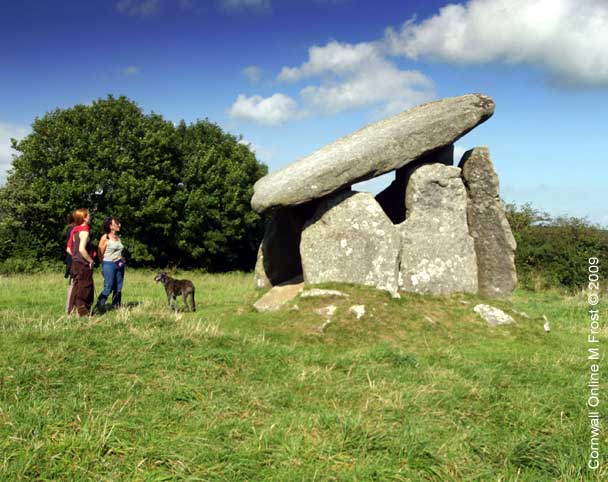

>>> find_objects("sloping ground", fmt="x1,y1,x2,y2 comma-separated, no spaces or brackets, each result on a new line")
0,271,604,481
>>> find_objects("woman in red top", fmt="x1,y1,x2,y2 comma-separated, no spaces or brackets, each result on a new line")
67,208,95,316
64,210,76,313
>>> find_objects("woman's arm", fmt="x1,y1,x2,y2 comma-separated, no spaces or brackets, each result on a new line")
98,235,108,259
78,231,94,266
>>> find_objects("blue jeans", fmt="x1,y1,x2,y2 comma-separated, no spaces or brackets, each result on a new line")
97,261,124,307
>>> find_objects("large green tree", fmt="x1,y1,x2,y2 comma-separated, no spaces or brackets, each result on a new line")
0,96,267,270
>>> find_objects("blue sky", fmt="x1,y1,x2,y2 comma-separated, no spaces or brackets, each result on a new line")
1,0,606,225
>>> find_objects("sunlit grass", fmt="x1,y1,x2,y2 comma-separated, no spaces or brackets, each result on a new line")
0,270,604,481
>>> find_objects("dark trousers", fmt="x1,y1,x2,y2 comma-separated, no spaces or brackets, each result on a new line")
70,260,94,316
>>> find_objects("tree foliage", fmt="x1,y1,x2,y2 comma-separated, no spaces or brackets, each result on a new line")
0,95,267,271
504,202,608,290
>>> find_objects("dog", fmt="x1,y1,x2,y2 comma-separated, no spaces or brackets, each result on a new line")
154,272,196,312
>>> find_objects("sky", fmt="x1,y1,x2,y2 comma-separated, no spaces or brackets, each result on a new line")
1,0,606,225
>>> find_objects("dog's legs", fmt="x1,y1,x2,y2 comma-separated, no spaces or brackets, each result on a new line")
190,288,196,312
172,295,178,312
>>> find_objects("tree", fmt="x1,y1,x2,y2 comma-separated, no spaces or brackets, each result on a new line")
0,96,267,271
174,120,267,271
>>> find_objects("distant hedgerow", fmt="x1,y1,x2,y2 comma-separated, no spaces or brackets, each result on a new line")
504,202,608,290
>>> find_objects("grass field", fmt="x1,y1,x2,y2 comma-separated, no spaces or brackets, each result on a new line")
0,270,604,481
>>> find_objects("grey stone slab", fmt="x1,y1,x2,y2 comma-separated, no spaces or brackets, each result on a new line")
301,191,401,295
252,94,494,212
376,144,454,223
253,281,304,312
459,147,517,298
398,164,478,294
473,304,515,326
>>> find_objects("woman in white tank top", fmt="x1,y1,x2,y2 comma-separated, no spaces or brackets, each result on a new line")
94,216,125,312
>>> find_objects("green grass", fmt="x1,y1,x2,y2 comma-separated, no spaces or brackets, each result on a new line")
0,270,604,481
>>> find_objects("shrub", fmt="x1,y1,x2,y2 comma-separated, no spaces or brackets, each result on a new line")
504,202,608,290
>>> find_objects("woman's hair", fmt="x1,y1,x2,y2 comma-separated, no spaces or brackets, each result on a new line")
102,217,121,235
102,217,114,235
67,210,76,225
72,208,90,226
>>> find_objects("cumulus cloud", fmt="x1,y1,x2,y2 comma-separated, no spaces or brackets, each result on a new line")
242,65,263,83
279,40,434,115
385,0,608,87
234,40,434,125
228,93,307,125
0,122,29,183
278,41,381,82
300,60,433,115
115,0,160,16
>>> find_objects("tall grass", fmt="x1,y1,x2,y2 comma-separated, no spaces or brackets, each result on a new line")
0,270,604,481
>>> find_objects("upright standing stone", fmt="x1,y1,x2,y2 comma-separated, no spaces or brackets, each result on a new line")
376,144,454,223
252,94,495,212
301,191,401,295
399,164,478,294
254,244,272,289
459,147,517,298
254,201,318,288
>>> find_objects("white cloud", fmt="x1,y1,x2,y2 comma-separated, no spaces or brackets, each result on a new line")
242,65,263,83
116,0,160,16
0,122,29,183
301,62,433,115
385,0,608,87
219,0,271,13
228,93,307,125
278,41,381,82
279,40,434,115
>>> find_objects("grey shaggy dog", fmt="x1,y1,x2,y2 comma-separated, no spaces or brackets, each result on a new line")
154,272,196,312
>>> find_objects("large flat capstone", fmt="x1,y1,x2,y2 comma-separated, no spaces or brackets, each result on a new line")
252,94,494,213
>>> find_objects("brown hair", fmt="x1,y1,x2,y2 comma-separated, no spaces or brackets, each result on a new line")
72,208,90,226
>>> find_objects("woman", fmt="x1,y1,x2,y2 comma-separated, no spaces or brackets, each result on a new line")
68,208,95,316
95,216,125,311
64,210,76,313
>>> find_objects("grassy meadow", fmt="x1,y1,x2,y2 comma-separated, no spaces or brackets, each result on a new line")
0,270,604,481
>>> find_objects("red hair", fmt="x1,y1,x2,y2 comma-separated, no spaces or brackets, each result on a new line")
72,208,90,226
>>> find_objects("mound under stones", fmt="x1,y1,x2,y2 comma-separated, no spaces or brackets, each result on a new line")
252,94,517,301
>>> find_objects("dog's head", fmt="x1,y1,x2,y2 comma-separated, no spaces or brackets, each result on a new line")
154,272,168,284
